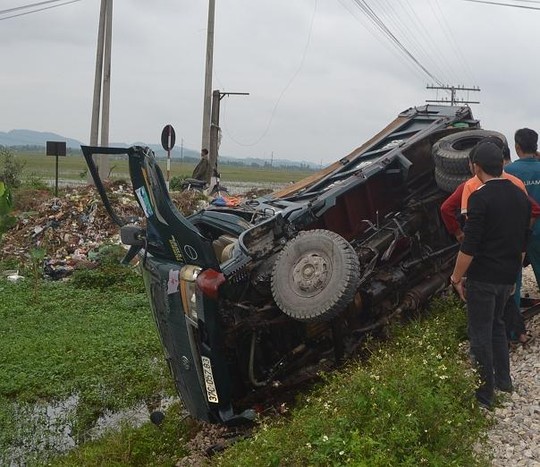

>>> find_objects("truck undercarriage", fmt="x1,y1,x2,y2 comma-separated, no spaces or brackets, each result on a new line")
85,104,509,424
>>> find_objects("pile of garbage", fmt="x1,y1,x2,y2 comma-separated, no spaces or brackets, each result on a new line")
0,182,208,278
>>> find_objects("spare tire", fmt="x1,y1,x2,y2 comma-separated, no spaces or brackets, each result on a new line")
271,229,360,322
432,129,507,176
434,167,470,193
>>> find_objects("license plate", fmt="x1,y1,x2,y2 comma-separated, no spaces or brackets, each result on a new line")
201,356,219,403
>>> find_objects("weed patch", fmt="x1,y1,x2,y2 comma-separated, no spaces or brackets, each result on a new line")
216,297,491,466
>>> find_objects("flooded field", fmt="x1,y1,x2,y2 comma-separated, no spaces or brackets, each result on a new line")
3,394,179,465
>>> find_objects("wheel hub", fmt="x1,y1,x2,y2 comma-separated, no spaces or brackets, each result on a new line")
292,253,329,294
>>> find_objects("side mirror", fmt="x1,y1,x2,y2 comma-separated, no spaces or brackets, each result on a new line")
120,225,146,264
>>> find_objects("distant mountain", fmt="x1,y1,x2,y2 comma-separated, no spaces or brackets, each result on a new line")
0,129,84,148
0,129,320,169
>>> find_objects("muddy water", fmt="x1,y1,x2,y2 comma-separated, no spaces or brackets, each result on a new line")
3,394,178,466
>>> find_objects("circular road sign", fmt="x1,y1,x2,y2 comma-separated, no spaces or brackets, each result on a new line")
161,124,176,151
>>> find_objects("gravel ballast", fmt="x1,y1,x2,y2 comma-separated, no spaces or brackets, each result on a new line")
486,267,540,466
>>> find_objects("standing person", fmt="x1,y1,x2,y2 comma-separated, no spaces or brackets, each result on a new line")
450,141,531,408
440,137,539,344
441,136,525,241
504,128,540,291
460,138,526,216
440,180,466,242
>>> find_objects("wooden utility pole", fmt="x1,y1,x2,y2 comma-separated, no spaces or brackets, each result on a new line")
201,0,216,153
426,84,480,105
89,0,113,181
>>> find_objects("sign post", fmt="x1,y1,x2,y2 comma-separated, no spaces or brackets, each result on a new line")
161,124,176,190
46,141,67,197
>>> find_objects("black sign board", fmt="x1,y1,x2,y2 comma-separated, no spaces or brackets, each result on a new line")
46,141,67,157
46,141,66,197
161,124,176,151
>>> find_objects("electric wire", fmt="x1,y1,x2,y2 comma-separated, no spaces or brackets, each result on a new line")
431,0,477,85
0,0,69,15
0,0,81,21
462,0,540,9
220,0,319,148
373,0,451,83
354,0,444,84
347,0,443,84
483,0,540,3
379,0,455,84
341,0,480,101
335,0,429,83
401,0,461,84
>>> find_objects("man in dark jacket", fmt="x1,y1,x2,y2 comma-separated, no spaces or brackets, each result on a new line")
450,141,531,408
192,148,210,182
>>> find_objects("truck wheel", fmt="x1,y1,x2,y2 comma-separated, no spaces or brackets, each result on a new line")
434,167,470,193
271,229,360,322
432,129,507,175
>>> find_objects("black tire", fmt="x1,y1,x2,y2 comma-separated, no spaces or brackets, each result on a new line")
432,129,507,175
271,229,361,322
434,167,470,193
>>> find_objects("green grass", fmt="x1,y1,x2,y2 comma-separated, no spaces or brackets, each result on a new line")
0,266,493,465
13,152,315,184
0,267,180,465
216,297,491,467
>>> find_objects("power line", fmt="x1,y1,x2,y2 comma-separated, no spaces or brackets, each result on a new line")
0,0,69,15
348,0,443,84
462,0,540,10
0,0,80,21
400,0,459,83
221,0,319,147
336,0,428,83
431,0,477,85
374,0,450,82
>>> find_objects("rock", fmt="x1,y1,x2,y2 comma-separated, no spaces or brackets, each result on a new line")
484,297,540,465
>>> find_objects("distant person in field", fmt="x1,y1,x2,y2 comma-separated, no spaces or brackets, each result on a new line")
192,148,210,182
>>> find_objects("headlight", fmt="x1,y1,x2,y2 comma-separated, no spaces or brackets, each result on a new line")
180,265,201,320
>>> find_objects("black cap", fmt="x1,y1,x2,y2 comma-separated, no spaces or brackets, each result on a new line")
479,135,510,160
471,141,503,172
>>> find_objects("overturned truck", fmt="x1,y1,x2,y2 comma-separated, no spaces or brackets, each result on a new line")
84,104,494,425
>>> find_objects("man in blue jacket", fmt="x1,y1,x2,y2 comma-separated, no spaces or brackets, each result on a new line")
450,141,531,408
504,128,540,326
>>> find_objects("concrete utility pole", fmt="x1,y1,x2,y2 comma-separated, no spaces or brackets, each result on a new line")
208,89,221,183
89,0,113,181
426,84,481,105
206,90,249,183
201,0,216,153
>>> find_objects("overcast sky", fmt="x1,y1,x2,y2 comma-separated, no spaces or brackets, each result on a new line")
1,0,539,163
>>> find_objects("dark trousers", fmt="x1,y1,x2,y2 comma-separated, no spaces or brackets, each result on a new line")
503,294,526,341
466,280,513,406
